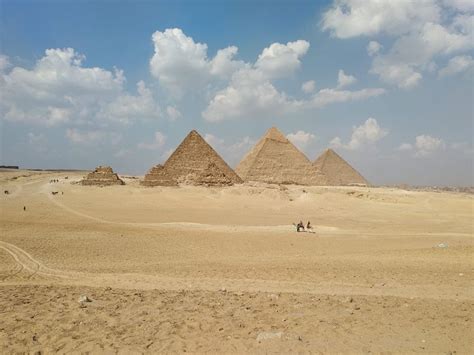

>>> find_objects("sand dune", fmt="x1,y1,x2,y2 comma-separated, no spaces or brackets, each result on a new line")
1,170,472,353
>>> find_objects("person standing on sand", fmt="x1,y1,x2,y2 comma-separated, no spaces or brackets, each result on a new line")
297,221,305,232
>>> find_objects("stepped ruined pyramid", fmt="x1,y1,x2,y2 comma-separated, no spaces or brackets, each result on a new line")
236,127,326,185
313,148,369,186
81,166,125,186
142,130,242,186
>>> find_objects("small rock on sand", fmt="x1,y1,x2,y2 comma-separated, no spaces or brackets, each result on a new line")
78,295,92,303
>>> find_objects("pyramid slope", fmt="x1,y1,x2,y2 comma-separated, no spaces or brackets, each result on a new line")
313,149,368,186
236,127,326,185
81,166,124,186
143,130,242,186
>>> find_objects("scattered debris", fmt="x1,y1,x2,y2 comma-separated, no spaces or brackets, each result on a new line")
256,331,283,342
78,295,92,303
268,293,279,301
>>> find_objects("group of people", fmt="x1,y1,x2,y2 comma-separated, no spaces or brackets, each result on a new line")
295,220,313,233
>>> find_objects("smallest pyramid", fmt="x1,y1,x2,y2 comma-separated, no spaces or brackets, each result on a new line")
81,166,124,186
313,149,368,186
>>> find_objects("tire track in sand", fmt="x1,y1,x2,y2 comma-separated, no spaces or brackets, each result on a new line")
0,241,71,280
1,241,471,301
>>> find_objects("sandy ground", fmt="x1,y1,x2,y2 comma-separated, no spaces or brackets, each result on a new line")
0,169,473,353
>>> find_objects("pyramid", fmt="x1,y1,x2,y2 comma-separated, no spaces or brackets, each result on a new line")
235,127,326,185
313,149,369,186
81,166,124,186
141,130,242,186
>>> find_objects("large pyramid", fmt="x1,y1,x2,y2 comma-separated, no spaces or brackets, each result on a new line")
81,166,125,186
235,127,326,185
142,130,242,186
313,149,369,186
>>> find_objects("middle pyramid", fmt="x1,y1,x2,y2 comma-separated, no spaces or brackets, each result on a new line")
142,130,242,186
236,127,326,185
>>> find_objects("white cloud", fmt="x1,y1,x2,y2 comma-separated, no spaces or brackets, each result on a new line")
414,134,446,157
98,81,161,124
286,130,316,150
322,1,474,89
203,61,384,121
1,48,161,127
310,87,386,108
397,143,413,151
438,55,474,77
138,131,167,150
367,41,382,56
321,0,440,38
370,21,473,88
166,106,182,121
301,80,316,93
149,28,245,96
150,28,210,95
0,54,11,72
337,69,357,88
330,118,388,150
66,128,105,145
255,40,310,79
209,46,247,79
202,69,302,122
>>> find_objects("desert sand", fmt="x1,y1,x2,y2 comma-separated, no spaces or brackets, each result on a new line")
0,169,472,353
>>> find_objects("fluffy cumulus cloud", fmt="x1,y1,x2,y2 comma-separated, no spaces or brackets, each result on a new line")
301,80,316,93
438,55,474,77
398,134,446,157
330,118,388,150
255,40,309,79
337,69,357,88
149,28,246,96
1,48,161,128
166,106,182,121
203,46,384,121
137,131,167,150
0,54,11,72
148,28,387,122
367,41,382,56
414,134,446,157
370,20,474,88
322,0,441,38
97,81,161,125
322,0,474,89
202,69,302,122
286,130,316,150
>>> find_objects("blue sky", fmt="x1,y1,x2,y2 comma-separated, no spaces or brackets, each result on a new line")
1,0,473,186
